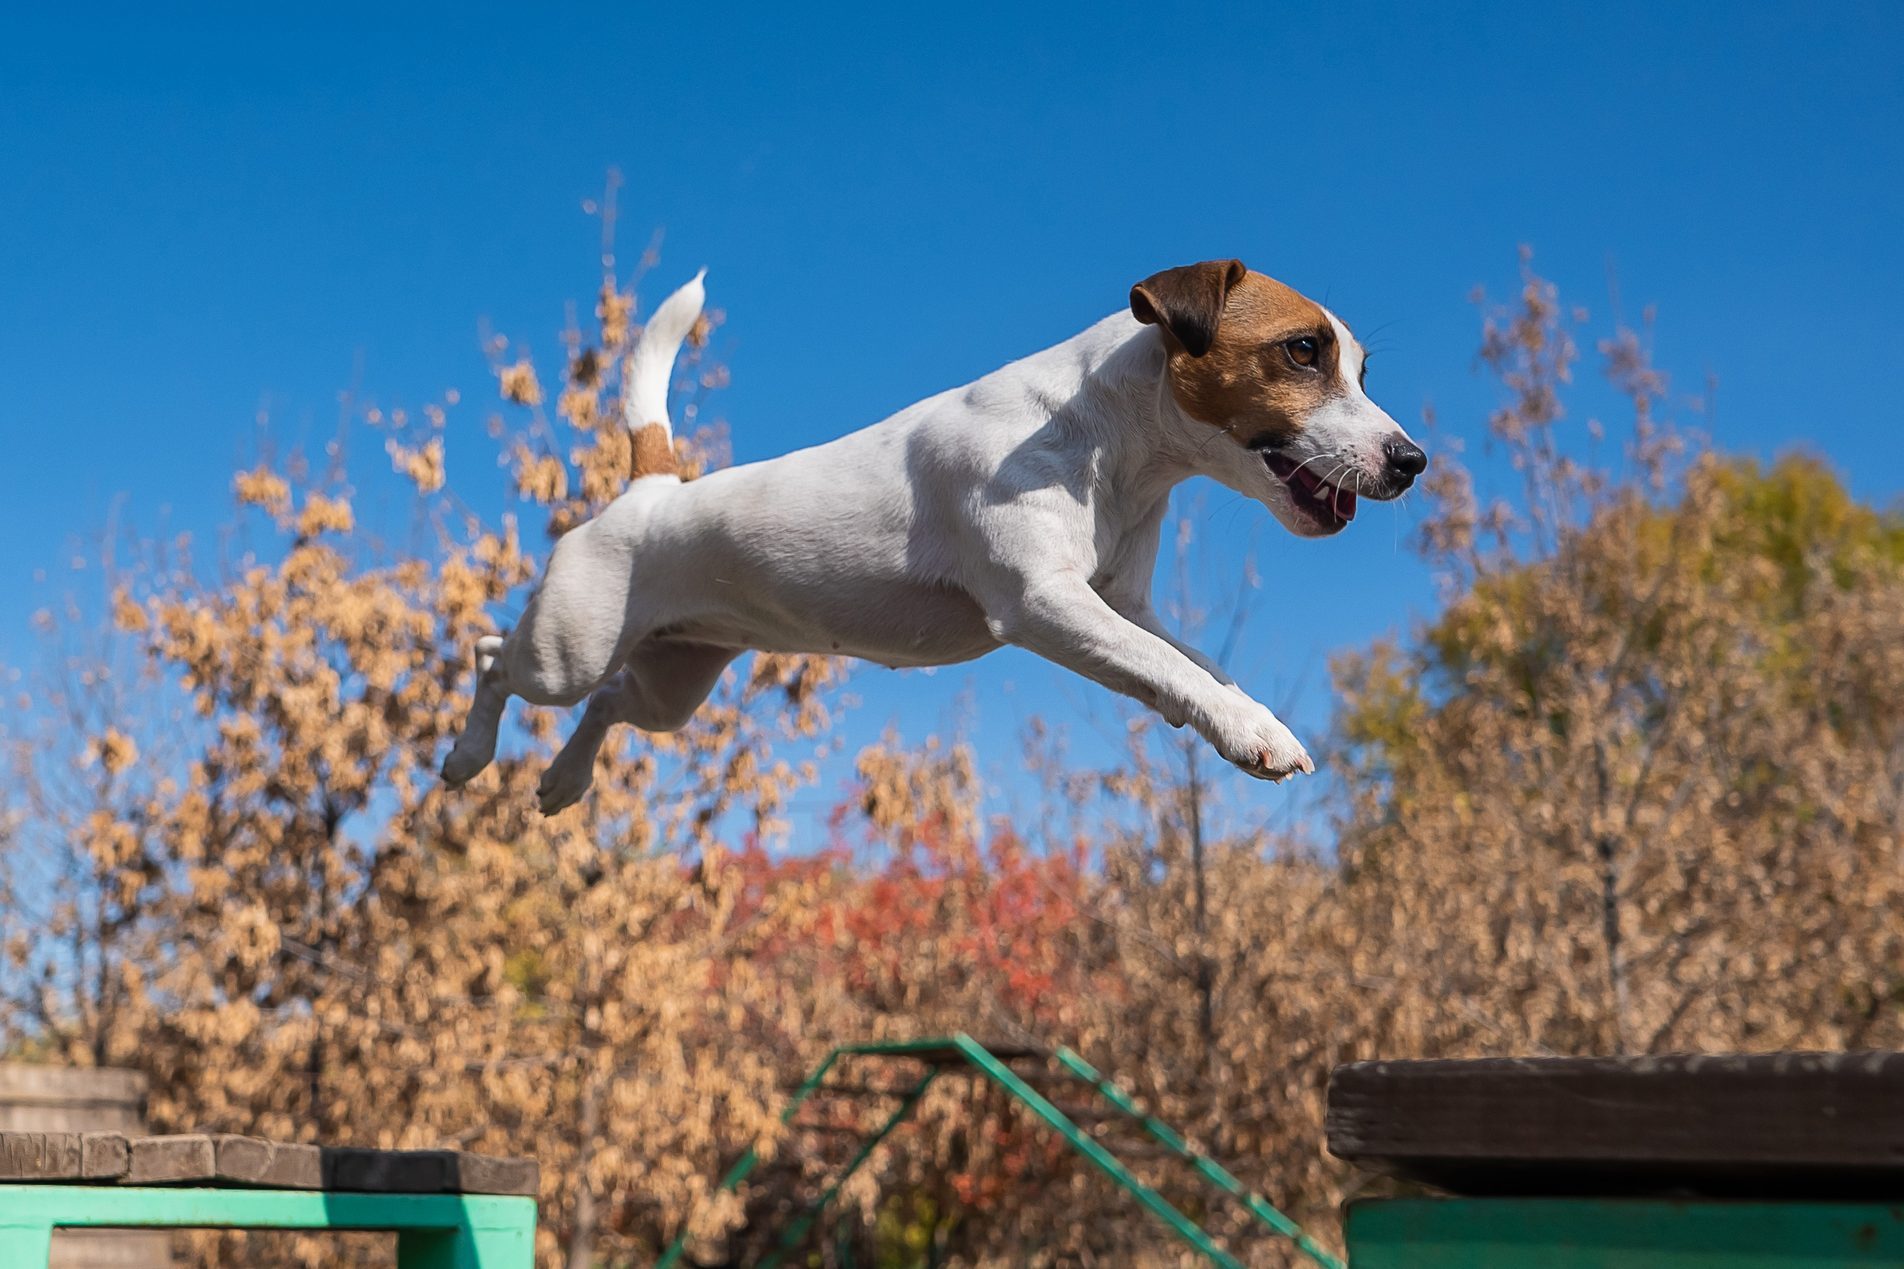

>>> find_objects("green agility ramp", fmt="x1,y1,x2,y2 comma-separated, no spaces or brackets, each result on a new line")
659,1032,1340,1269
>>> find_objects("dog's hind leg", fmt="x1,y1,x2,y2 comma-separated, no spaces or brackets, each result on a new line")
442,634,509,787
535,641,738,815
534,670,633,816
620,641,741,732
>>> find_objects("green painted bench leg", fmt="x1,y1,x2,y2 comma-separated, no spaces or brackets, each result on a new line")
0,1222,52,1266
397,1220,536,1268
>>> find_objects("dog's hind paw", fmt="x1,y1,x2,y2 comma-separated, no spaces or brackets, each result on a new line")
535,759,593,816
441,734,497,788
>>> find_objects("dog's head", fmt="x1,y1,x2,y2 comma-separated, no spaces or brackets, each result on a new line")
1131,259,1424,537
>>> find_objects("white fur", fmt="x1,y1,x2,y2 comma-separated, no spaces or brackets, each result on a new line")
443,281,1420,813
624,269,705,441
1288,309,1399,505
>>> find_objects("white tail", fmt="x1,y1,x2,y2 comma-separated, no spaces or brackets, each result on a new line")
624,269,707,450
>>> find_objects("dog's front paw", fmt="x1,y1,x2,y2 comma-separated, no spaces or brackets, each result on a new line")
1210,703,1314,783
535,755,594,816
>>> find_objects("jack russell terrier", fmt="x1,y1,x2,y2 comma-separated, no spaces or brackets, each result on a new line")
442,260,1425,813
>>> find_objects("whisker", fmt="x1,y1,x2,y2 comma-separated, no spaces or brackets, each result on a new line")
1286,450,1345,482
1335,468,1359,520
1195,425,1235,458
1307,460,1355,520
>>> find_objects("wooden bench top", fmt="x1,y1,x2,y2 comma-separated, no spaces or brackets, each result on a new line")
0,1132,537,1196
1327,1051,1904,1199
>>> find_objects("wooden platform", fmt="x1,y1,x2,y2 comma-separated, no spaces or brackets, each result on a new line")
1326,1051,1904,1199
0,1132,537,1196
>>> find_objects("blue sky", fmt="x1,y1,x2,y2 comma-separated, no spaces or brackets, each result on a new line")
3,3,1900,837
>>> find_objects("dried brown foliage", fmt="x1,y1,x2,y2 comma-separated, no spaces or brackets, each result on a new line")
2,242,1899,1268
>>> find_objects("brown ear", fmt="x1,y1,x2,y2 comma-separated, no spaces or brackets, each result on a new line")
1129,259,1247,358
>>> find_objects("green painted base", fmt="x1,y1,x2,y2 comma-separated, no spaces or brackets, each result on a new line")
0,1186,537,1268
1348,1198,1904,1268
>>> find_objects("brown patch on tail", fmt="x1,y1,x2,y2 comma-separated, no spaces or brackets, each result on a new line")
630,421,680,478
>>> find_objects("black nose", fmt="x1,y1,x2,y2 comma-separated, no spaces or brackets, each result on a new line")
1383,436,1427,480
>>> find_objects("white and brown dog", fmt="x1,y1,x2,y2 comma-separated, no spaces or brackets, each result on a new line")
443,260,1424,812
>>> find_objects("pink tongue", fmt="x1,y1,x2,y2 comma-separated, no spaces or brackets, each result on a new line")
1290,465,1357,521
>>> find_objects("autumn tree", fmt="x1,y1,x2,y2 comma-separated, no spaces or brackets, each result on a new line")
5,232,1901,1269
2,195,851,1266
1333,256,1904,1059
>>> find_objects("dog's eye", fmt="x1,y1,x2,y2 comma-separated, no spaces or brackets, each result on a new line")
1286,336,1320,368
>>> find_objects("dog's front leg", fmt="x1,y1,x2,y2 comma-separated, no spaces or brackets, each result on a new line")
1108,598,1245,694
984,578,1313,782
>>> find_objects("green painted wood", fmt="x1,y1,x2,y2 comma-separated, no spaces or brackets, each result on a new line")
397,1223,535,1269
0,1225,53,1261
1347,1198,1904,1267
0,1185,535,1267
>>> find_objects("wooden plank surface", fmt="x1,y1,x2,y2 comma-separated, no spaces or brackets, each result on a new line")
126,1134,213,1185
0,1132,129,1181
81,1132,130,1179
217,1136,323,1189
0,1131,536,1195
0,1131,82,1180
1327,1051,1904,1198
319,1147,539,1196
128,1135,323,1188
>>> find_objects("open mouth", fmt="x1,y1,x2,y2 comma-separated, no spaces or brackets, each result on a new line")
1263,451,1356,531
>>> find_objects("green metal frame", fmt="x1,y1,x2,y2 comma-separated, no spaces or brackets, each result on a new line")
0,1186,536,1267
658,1032,1341,1269
1346,1197,1904,1267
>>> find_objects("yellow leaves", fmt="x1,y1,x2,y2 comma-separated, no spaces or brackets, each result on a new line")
386,436,446,494
573,429,632,508
226,902,282,970
84,728,138,775
112,586,149,633
557,384,601,433
80,809,139,867
497,358,542,407
510,443,568,504
296,492,354,538
852,735,981,855
437,560,497,628
234,464,292,516
596,283,633,350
